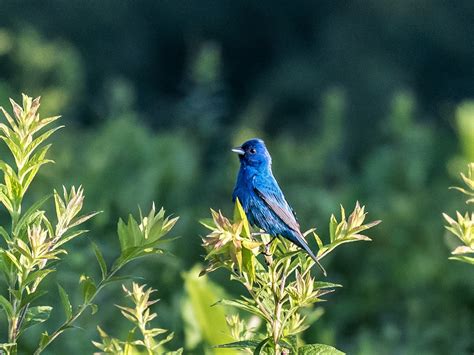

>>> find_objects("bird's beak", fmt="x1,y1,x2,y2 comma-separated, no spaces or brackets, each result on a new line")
231,147,245,155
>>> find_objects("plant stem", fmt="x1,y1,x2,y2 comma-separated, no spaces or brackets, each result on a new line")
33,267,120,355
6,190,24,350
272,271,287,353
243,282,272,323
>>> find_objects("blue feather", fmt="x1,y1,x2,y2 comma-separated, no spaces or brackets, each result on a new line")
232,138,326,276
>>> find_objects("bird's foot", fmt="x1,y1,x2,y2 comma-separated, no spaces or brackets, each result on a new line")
262,239,275,265
263,242,271,256
260,237,275,256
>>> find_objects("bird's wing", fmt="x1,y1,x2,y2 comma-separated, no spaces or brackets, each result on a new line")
253,178,301,233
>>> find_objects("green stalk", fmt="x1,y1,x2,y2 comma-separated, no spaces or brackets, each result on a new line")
33,267,120,355
272,272,287,354
6,197,24,352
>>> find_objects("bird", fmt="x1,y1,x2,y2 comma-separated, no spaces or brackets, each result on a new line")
232,138,326,276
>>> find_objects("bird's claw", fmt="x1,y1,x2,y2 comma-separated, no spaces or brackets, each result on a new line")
262,240,274,265
262,243,271,256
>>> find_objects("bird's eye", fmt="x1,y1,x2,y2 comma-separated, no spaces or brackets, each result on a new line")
249,148,256,154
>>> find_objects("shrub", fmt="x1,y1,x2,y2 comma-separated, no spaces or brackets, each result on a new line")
443,163,474,264
0,95,178,354
200,200,380,354
93,282,182,354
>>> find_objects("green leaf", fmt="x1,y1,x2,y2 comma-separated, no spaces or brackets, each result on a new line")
79,274,97,303
21,144,53,194
58,284,73,320
91,242,107,279
242,246,256,284
3,250,21,271
113,246,166,270
69,210,101,229
218,299,267,320
90,303,99,315
233,198,250,238
329,214,337,243
312,231,324,249
314,281,343,289
298,344,345,355
449,255,474,265
0,105,16,127
163,350,183,355
0,252,13,279
21,126,63,166
0,188,13,214
20,290,48,308
216,340,262,349
0,226,11,243
54,229,89,249
117,217,136,251
282,335,298,352
0,295,13,317
13,194,51,236
39,332,51,350
23,269,55,288
182,266,234,348
254,338,270,354
23,306,52,330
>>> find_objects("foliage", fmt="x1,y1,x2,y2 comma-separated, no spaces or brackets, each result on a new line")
0,95,94,354
93,282,182,354
181,265,234,352
1,5,474,352
443,163,474,264
35,203,178,355
0,95,179,354
201,200,379,354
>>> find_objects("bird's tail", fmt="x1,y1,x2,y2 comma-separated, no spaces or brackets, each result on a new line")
289,231,327,276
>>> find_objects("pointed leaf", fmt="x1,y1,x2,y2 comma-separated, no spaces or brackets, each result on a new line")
39,331,53,350
91,242,107,279
58,284,72,320
254,338,270,354
215,339,262,349
233,198,250,238
298,344,345,355
79,275,97,303
20,290,48,308
0,295,13,317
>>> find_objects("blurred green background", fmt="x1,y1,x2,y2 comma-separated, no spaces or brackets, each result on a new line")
0,1,473,354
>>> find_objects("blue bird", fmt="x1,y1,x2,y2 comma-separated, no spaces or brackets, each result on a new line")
232,138,326,275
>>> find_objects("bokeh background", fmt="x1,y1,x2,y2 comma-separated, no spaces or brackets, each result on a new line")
0,1,473,354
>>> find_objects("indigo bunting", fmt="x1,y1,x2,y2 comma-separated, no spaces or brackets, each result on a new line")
232,138,326,275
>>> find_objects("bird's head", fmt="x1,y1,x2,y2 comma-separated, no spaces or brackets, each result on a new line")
232,138,271,168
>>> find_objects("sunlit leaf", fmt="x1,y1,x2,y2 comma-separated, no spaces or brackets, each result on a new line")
215,339,262,349
298,344,345,355
182,265,234,348
22,306,52,330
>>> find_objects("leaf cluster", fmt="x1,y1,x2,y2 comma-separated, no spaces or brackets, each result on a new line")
115,204,178,270
0,95,180,355
201,200,379,354
200,200,261,280
93,282,182,354
0,96,96,352
38,204,178,354
443,163,474,264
